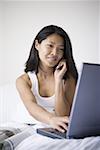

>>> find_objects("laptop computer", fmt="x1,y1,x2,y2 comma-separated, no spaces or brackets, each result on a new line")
37,63,100,139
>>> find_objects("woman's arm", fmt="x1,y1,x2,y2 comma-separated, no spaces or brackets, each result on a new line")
16,74,68,132
54,60,76,116
55,76,76,116
16,74,53,124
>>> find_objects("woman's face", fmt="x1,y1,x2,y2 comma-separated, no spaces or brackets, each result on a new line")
35,33,64,68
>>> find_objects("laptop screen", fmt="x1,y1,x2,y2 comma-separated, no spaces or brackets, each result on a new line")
67,63,100,138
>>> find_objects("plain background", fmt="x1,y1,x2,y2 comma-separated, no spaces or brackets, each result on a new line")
0,0,100,86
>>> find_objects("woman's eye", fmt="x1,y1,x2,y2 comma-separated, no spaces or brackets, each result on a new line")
58,48,64,51
59,48,64,51
47,44,53,48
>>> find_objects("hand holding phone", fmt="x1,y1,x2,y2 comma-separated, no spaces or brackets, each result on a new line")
54,59,67,80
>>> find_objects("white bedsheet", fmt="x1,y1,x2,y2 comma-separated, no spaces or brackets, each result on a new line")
1,122,100,150
16,134,100,150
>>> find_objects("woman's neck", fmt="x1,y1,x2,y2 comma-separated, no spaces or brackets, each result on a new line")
38,64,54,78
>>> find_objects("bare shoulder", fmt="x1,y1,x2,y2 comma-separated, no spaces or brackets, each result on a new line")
16,73,32,89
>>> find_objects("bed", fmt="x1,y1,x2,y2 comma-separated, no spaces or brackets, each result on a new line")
0,83,100,150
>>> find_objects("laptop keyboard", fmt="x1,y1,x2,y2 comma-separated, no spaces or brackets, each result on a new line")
37,127,66,139
45,128,66,138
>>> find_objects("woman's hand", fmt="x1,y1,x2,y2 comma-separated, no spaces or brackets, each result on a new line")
54,59,67,81
49,116,69,132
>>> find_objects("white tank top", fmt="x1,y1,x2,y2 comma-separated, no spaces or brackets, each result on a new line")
28,71,55,112
14,72,55,125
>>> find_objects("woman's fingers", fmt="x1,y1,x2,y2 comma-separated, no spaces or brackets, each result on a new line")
61,116,69,122
59,121,68,131
50,116,69,132
55,125,65,133
55,60,67,80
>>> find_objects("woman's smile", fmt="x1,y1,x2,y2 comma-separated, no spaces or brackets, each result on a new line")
47,56,58,62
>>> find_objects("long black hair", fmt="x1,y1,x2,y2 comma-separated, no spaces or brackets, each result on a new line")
24,25,78,82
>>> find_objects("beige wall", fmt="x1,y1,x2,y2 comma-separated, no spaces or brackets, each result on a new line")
0,1,99,85
0,2,3,81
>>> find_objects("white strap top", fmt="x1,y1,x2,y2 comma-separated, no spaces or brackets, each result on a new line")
28,71,55,113
14,72,55,125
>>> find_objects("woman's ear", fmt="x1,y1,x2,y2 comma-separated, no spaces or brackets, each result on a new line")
35,40,40,51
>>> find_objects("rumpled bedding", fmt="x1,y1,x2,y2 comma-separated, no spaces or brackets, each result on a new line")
16,134,100,150
0,122,35,150
0,122,100,150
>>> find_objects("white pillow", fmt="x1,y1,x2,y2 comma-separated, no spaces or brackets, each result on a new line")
0,83,39,124
12,98,39,124
0,83,20,123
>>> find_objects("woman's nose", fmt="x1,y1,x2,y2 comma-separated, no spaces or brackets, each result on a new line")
51,48,57,55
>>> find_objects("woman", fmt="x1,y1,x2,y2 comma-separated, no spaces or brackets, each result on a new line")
16,25,78,133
